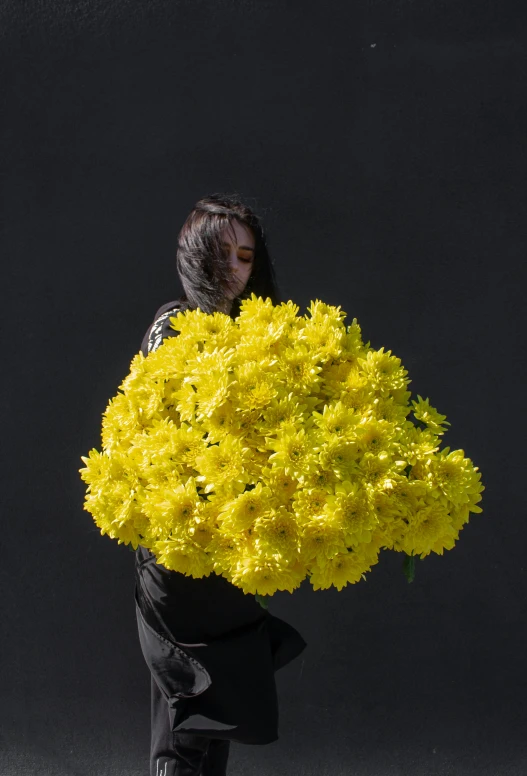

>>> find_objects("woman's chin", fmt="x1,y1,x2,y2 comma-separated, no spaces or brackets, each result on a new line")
225,286,242,300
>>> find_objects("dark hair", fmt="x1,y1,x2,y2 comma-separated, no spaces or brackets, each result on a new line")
175,193,281,319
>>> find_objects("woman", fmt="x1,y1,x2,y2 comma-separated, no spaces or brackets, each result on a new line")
135,193,307,776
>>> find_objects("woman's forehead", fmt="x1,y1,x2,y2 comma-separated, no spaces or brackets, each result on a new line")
221,219,255,246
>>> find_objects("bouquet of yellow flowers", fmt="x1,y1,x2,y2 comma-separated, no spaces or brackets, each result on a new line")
79,296,484,599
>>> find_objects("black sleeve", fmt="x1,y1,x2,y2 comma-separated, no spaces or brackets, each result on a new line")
140,302,183,357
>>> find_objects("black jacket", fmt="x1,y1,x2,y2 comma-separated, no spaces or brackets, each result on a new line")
134,300,307,745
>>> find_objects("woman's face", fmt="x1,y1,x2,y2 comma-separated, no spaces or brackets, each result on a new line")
220,219,255,300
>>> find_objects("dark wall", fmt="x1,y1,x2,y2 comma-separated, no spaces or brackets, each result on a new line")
1,1,526,774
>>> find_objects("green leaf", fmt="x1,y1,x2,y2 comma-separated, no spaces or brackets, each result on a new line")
255,593,269,609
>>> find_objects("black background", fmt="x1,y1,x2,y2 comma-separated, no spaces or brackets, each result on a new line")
1,1,526,774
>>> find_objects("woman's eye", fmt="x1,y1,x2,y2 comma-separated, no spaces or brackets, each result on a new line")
222,247,253,261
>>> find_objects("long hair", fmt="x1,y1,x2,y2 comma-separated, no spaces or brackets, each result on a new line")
175,193,281,319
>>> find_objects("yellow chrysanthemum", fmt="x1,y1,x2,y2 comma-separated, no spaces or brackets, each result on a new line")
164,307,223,342
449,502,472,532
231,360,278,412
101,392,157,451
395,425,440,467
202,514,252,576
173,381,199,423
236,336,279,363
163,423,208,471
316,435,360,481
367,488,402,526
299,513,348,567
306,299,347,327
173,310,235,351
194,374,231,420
338,366,372,412
311,400,360,440
308,548,377,591
79,293,484,596
398,499,458,558
279,344,324,394
411,395,451,435
379,475,429,518
229,550,306,596
80,448,115,488
251,505,302,563
186,345,236,378
324,480,379,544
367,395,410,426
292,486,330,522
152,534,214,578
320,359,355,399
238,300,301,350
265,426,319,480
356,451,401,488
194,435,252,495
300,320,345,360
343,318,367,357
357,348,410,397
421,448,484,508
199,400,238,443
354,417,397,456
257,393,315,437
260,465,300,503
141,476,201,534
237,295,277,326
303,463,342,493
217,482,273,532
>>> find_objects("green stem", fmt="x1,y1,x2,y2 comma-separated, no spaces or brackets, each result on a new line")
403,553,417,583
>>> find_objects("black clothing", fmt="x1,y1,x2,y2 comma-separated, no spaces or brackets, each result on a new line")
150,676,231,775
139,299,191,357
134,300,307,773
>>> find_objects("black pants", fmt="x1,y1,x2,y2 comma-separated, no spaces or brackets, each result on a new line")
150,675,231,776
